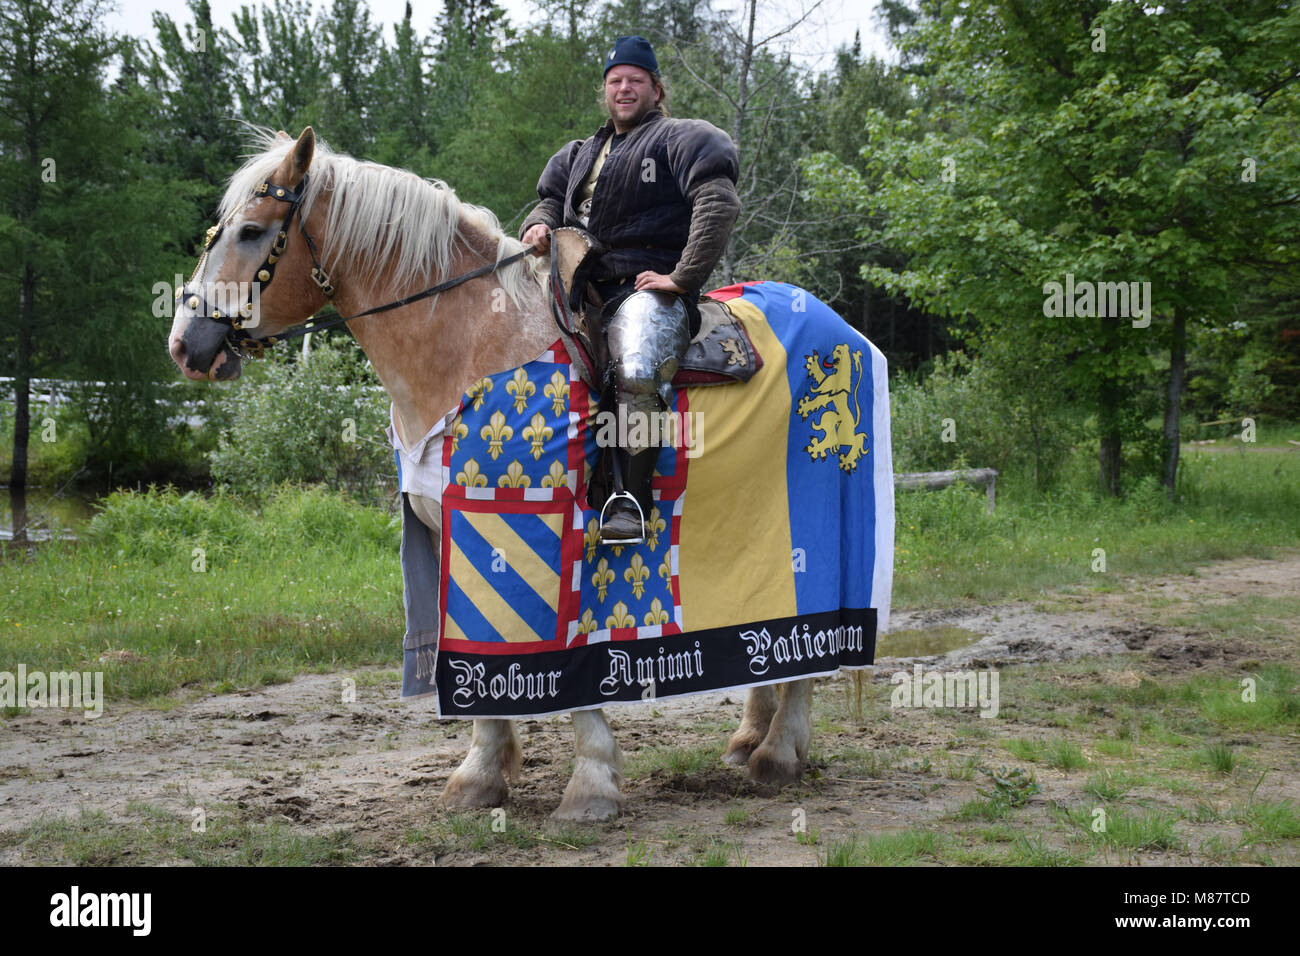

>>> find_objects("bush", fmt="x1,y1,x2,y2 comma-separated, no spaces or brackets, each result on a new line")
890,351,1080,485
208,340,393,504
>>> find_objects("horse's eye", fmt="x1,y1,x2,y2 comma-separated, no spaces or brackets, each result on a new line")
239,225,265,242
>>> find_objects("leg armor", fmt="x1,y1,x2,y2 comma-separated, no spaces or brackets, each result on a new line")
604,291,691,452
599,291,690,543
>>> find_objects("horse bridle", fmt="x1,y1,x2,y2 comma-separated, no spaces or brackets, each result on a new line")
184,173,533,358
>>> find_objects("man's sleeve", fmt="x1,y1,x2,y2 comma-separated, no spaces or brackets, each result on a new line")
519,140,583,239
668,177,741,295
665,121,742,294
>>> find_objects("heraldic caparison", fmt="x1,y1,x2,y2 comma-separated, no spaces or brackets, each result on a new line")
396,279,895,719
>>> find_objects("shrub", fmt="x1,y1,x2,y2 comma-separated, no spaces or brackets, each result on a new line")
208,340,393,504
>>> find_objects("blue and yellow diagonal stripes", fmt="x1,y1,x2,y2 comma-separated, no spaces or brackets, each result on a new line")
446,509,564,642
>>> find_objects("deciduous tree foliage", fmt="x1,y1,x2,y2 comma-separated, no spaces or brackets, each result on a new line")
806,0,1300,496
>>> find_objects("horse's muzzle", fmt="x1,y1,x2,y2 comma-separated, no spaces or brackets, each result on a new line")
170,316,243,381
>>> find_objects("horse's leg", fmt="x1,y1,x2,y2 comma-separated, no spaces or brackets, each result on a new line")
400,500,521,808
747,678,814,789
442,718,522,808
553,709,624,822
722,685,779,766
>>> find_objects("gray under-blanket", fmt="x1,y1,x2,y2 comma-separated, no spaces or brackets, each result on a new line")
398,492,440,700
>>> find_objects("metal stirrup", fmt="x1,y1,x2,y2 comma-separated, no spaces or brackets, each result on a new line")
598,490,646,545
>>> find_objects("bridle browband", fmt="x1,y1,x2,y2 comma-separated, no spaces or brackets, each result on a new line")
184,173,533,358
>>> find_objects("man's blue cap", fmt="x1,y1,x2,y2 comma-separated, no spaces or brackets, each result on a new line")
603,35,658,77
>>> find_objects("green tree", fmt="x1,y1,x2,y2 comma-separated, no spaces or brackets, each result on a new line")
0,0,193,489
807,0,1300,496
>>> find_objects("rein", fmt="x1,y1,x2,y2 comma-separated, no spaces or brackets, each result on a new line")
185,173,534,358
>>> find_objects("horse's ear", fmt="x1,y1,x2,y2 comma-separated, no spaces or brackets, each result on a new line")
275,129,291,142
274,126,315,188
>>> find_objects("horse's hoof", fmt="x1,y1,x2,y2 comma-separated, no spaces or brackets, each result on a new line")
552,795,622,823
748,745,803,791
722,727,764,766
441,771,507,809
721,748,750,767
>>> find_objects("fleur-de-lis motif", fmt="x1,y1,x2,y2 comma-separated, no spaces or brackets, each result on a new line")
456,458,487,487
644,598,669,626
584,519,600,563
545,370,569,417
645,506,667,552
658,553,672,583
542,460,567,489
498,459,531,488
605,601,634,629
507,368,535,414
577,608,597,635
480,410,512,460
592,557,615,603
467,376,493,411
450,417,468,453
624,552,649,600
523,412,553,461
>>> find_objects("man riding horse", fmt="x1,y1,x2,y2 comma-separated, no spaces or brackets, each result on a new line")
520,35,741,544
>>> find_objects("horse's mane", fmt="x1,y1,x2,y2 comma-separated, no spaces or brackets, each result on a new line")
218,127,542,309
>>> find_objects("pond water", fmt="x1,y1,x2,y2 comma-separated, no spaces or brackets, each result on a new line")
1,488,102,542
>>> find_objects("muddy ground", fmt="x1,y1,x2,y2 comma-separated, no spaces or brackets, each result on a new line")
2,552,1297,866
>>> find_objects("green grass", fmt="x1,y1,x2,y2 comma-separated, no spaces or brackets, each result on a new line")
0,486,404,703
820,829,941,866
1198,742,1239,775
1062,806,1184,852
625,744,723,779
433,811,539,852
893,443,1300,607
1083,769,1149,802
4,803,362,866
690,837,748,867
1004,738,1045,763
1229,800,1300,845
723,806,751,826
1044,738,1090,771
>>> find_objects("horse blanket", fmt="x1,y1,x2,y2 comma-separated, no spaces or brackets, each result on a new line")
398,280,894,718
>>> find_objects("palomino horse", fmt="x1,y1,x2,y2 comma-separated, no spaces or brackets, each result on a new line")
168,127,831,821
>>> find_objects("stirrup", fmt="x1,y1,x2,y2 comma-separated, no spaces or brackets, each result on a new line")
598,490,645,544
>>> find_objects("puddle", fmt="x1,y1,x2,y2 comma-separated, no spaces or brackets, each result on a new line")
877,626,983,658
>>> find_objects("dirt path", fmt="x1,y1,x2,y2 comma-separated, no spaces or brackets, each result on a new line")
3,551,1298,866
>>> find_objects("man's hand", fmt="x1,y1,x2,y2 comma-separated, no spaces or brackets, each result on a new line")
634,271,686,294
522,223,552,255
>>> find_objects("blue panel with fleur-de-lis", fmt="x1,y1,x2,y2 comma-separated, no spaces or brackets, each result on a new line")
573,499,678,638
449,358,575,494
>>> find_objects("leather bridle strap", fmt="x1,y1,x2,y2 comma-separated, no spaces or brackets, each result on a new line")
265,245,535,347
188,173,534,357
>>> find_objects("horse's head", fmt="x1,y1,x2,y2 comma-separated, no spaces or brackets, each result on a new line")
168,127,330,381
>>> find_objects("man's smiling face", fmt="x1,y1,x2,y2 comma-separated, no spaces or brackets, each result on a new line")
604,64,660,132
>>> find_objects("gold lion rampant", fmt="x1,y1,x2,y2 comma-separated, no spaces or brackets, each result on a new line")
796,343,867,471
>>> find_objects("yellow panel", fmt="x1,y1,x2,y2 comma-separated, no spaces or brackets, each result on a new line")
448,538,542,642
464,511,561,612
677,297,797,628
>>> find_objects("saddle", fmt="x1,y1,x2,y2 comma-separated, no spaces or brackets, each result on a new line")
547,227,763,391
